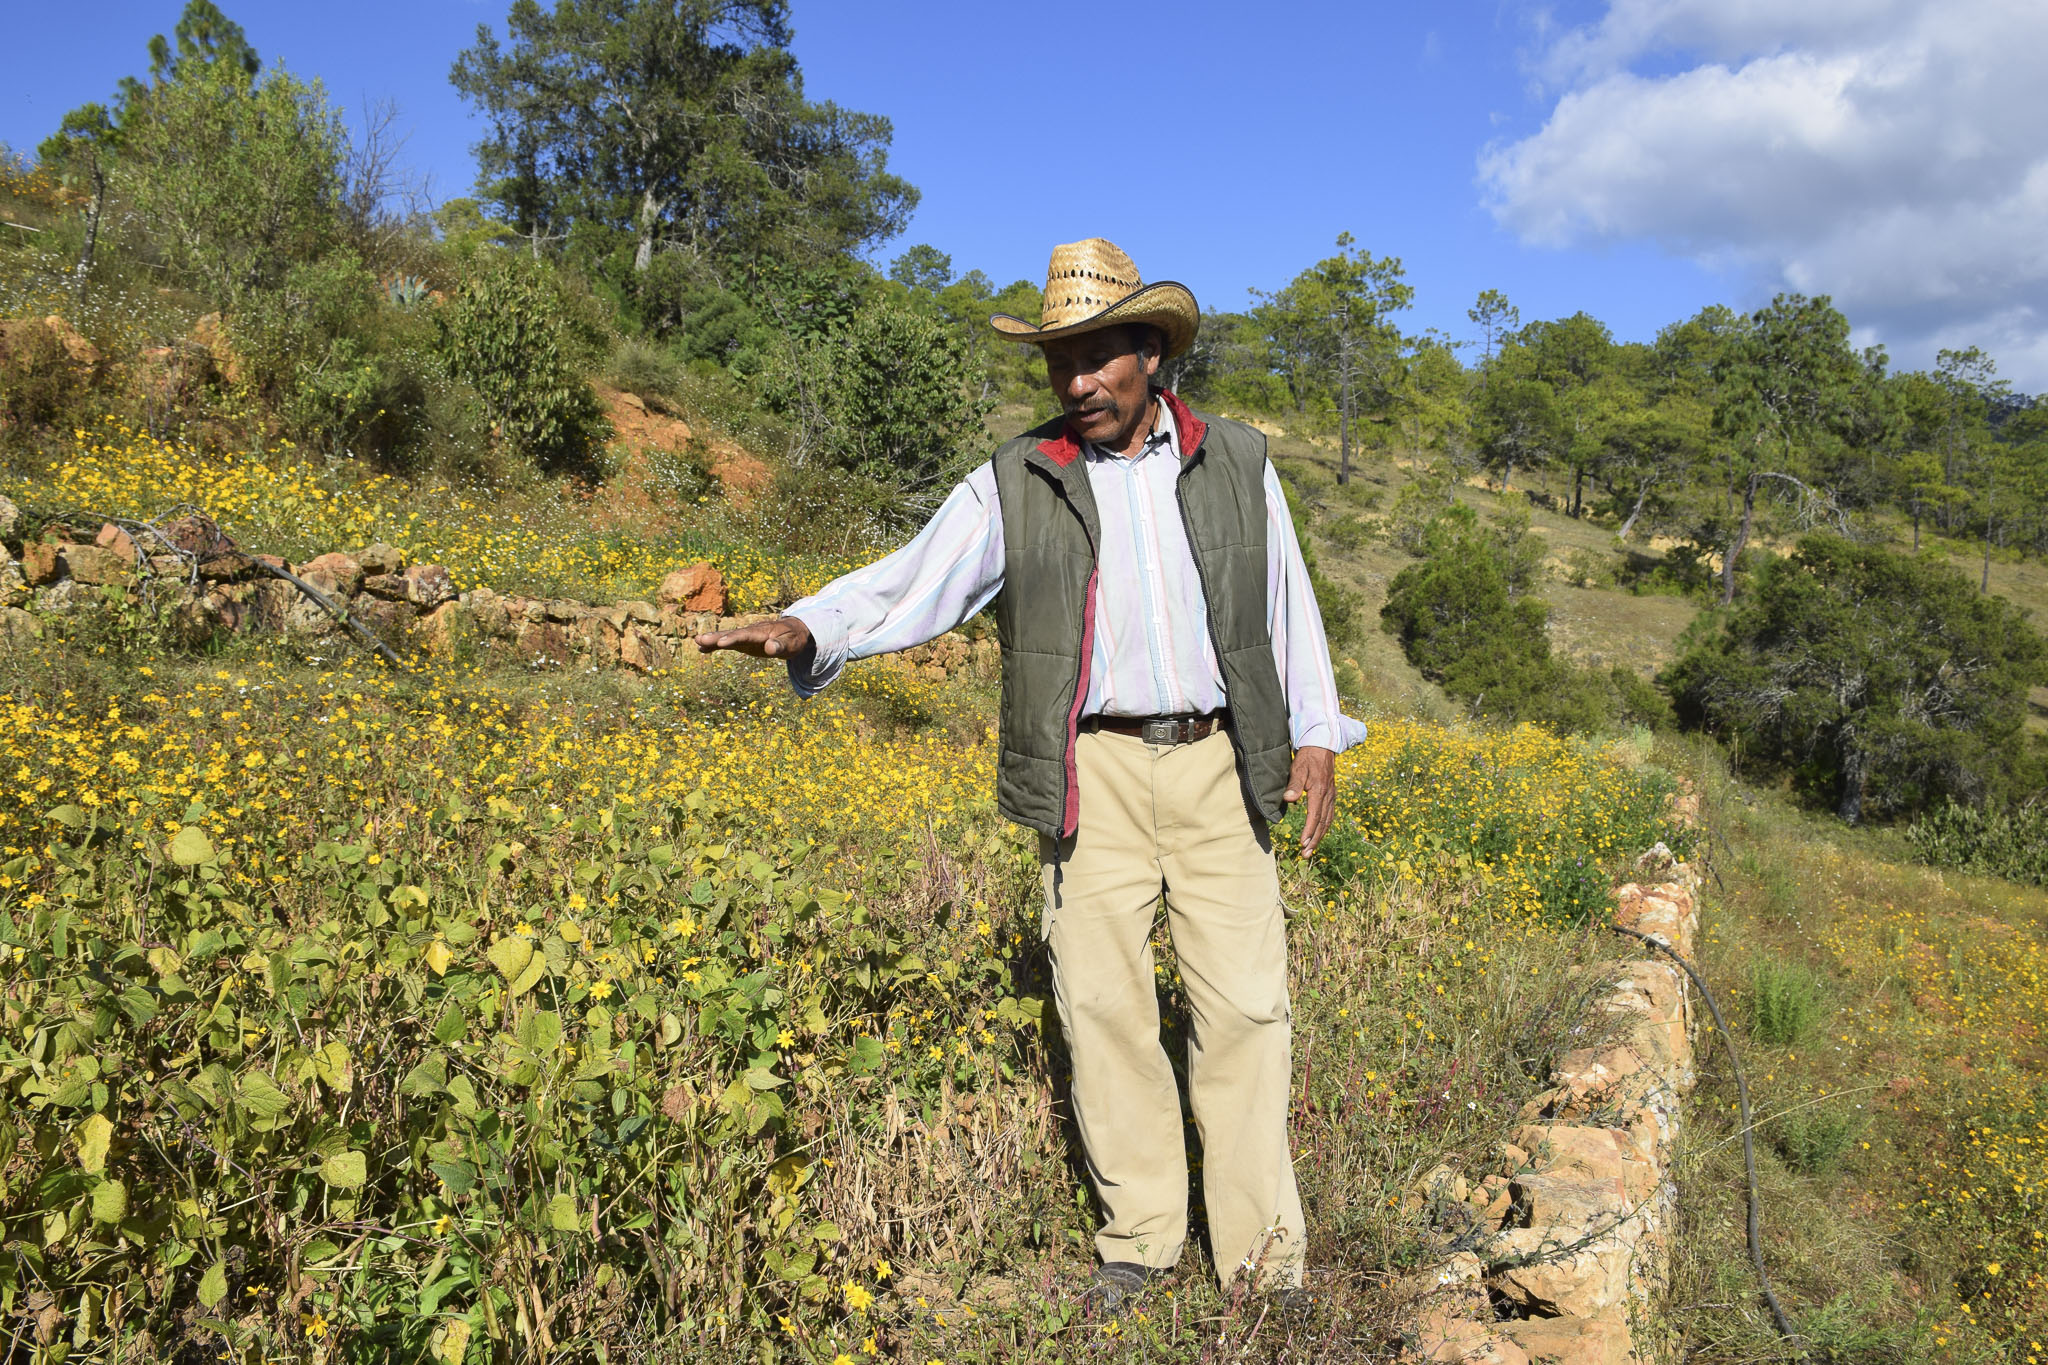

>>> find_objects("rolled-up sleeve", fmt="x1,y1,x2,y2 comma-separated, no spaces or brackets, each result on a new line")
1263,462,1370,753
782,462,1006,695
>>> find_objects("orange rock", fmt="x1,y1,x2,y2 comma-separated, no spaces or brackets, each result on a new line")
658,562,725,613
95,522,138,563
1496,1316,1636,1365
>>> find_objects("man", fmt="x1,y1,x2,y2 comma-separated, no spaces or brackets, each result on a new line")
698,238,1367,1304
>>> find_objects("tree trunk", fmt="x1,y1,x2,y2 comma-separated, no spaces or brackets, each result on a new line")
1571,463,1584,519
1501,457,1514,493
1837,745,1867,825
1339,364,1352,487
1912,507,1920,552
1721,471,1760,605
1982,475,1994,592
633,189,665,273
71,163,104,298
1617,480,1653,541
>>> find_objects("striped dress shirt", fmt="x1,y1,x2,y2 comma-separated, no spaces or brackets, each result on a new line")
784,400,1369,754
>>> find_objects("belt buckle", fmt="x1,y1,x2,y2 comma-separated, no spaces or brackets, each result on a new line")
1140,719,1176,746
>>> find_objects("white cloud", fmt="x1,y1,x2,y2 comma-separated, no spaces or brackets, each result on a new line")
1481,0,2048,388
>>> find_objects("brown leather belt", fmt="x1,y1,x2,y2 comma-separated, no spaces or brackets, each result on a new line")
1084,711,1229,745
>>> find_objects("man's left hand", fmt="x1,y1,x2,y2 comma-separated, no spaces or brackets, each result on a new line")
1283,746,1337,856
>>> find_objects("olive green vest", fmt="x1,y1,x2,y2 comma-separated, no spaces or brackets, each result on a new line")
989,391,1294,839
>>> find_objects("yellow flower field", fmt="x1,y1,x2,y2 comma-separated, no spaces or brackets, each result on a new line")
21,419,856,610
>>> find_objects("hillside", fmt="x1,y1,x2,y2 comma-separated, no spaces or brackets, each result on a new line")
4,6,2048,1354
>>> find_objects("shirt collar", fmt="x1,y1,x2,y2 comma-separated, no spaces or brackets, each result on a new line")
1082,393,1178,464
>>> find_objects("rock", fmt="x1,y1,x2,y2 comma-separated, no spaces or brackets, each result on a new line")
543,598,588,624
357,542,407,575
620,626,673,673
64,544,131,586
0,494,20,543
1489,1224,1633,1319
1613,881,1697,956
576,614,623,660
351,596,417,644
0,605,40,644
34,581,84,614
94,522,138,564
188,312,242,385
361,573,409,600
196,552,247,580
42,316,98,368
515,620,571,666
467,588,515,639
19,542,60,586
658,562,726,613
1495,1316,1635,1365
403,564,454,609
300,552,364,597
619,598,660,624
283,569,350,636
1511,1126,1660,1201
0,555,26,608
418,602,469,659
1406,1163,1473,1213
249,579,296,632
1411,1317,1530,1365
157,513,237,560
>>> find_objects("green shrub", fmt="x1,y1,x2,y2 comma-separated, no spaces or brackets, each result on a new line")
1749,960,1824,1046
1905,799,2048,888
1379,506,1615,734
765,291,992,514
1664,534,2048,823
1771,1099,1864,1174
440,254,610,473
0,316,85,431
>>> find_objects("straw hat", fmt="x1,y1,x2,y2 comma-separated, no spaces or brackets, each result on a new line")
990,238,1198,359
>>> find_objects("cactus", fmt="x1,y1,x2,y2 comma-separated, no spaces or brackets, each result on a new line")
384,274,430,308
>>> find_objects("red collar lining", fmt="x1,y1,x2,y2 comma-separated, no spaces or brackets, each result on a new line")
1036,389,1205,467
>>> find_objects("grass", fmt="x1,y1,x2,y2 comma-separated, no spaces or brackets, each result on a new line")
1652,738,2048,1360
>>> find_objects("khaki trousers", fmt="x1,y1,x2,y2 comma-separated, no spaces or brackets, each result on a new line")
1038,727,1304,1288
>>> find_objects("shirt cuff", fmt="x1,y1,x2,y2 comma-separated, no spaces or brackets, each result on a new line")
782,607,848,697
1292,714,1370,754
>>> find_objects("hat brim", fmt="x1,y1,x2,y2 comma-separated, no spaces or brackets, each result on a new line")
990,280,1199,360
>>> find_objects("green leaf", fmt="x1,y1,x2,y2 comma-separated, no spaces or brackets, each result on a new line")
236,1071,292,1118
402,1051,449,1097
508,953,546,998
319,1150,367,1189
486,936,533,982
546,1192,581,1232
844,1036,884,1076
430,1159,478,1196
46,804,85,828
91,1178,127,1223
432,1003,468,1044
743,1066,786,1091
516,1010,562,1052
313,1040,352,1094
198,1260,228,1308
167,825,214,867
76,1113,113,1175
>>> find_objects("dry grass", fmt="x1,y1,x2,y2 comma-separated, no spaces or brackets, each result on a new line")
1651,737,2048,1360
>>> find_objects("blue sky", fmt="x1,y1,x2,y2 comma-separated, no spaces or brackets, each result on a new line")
8,1,2044,386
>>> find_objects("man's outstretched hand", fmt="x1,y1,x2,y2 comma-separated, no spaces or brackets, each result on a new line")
694,615,814,663
1283,746,1337,856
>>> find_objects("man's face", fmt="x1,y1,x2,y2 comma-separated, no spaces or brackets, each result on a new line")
1042,328,1160,450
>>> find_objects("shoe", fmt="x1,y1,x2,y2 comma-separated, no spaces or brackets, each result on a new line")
1084,1261,1172,1312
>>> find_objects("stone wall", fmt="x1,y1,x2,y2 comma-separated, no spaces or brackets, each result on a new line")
1398,848,1703,1365
0,506,999,682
